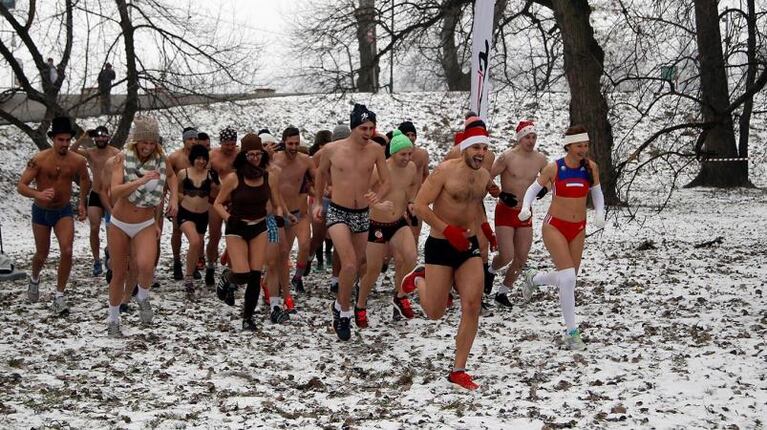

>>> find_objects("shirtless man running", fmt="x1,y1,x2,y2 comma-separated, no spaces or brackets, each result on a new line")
168,127,197,280
271,127,316,294
489,120,548,306
206,127,238,286
400,121,493,390
313,104,390,341
355,130,419,328
17,117,90,314
70,125,119,276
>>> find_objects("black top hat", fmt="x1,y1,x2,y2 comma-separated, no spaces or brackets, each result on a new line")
47,116,75,138
87,125,110,138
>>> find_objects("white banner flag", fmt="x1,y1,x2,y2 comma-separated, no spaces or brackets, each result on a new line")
470,0,495,122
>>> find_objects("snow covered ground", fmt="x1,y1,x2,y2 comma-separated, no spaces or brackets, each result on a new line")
0,91,765,429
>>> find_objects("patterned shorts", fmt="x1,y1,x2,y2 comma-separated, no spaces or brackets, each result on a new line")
266,215,280,243
325,202,369,234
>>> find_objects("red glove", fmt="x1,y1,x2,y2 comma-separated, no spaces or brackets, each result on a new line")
481,222,497,251
443,225,470,251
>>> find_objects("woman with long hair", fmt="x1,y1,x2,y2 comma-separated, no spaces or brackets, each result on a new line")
107,116,178,337
176,144,219,297
518,125,605,350
214,133,283,331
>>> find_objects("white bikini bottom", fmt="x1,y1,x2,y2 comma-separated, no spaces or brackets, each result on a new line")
111,216,155,239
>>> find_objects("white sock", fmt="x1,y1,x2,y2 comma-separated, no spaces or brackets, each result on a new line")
270,297,282,308
556,268,577,332
31,276,40,283
488,264,498,275
108,305,120,323
331,276,339,285
334,300,343,312
533,271,557,286
497,284,510,295
340,309,354,319
54,290,65,298
137,286,149,301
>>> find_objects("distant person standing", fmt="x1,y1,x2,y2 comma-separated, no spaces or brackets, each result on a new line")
44,58,58,87
98,63,116,114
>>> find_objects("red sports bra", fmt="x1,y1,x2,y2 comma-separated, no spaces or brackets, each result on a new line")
552,158,591,198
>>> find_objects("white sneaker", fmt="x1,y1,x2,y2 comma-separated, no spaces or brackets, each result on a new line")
563,328,586,351
52,295,69,315
136,296,153,324
521,269,538,302
28,279,40,303
107,320,123,338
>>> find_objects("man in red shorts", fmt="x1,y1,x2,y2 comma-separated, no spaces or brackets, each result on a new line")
488,120,548,306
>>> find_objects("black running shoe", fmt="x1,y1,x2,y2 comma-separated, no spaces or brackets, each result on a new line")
193,269,201,280
494,292,513,308
270,306,290,324
484,267,495,295
172,260,183,281
330,302,340,331
336,316,351,341
119,303,131,313
216,269,230,301
242,318,258,331
303,260,312,277
480,300,494,317
205,268,215,286
292,277,305,293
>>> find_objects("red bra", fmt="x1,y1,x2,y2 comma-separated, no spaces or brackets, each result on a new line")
552,158,590,198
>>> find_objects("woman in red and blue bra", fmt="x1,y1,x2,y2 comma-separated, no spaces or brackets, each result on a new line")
517,125,605,351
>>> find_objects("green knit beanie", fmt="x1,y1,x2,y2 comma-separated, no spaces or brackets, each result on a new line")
388,129,413,155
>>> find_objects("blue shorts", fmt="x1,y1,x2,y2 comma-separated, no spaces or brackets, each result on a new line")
32,203,73,228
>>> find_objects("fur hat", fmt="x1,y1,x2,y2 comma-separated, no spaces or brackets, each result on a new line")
48,116,75,138
131,116,160,142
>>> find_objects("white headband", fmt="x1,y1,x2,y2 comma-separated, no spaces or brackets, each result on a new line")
563,133,589,145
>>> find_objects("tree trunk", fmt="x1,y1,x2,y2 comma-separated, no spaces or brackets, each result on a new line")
355,0,379,93
686,0,750,187
440,1,470,91
551,0,619,204
737,0,756,174
114,0,139,148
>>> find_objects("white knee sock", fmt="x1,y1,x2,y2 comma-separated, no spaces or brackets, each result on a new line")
137,285,149,301
108,304,120,323
532,270,557,286
556,268,577,332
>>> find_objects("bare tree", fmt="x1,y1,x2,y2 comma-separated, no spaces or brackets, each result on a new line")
1,0,259,149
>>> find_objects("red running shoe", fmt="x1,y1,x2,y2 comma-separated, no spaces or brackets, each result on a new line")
392,295,415,320
354,306,368,328
448,371,479,390
285,295,296,313
401,265,425,294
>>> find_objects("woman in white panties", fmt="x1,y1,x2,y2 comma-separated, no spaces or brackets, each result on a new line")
106,116,178,337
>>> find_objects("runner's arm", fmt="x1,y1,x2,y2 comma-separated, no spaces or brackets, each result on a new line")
213,173,236,221
413,165,448,233
17,156,42,199
70,133,89,158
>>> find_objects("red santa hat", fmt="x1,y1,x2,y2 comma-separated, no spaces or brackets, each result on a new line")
515,120,536,141
457,116,489,151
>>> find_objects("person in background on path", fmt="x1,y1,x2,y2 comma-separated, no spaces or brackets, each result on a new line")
519,125,605,351
487,120,548,307
97,63,116,114
70,125,120,276
17,116,90,315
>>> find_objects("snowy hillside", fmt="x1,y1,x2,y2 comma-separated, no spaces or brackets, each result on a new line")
0,90,765,429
